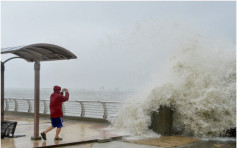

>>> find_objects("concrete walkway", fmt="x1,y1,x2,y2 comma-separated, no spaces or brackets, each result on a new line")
1,114,236,148
1,113,125,148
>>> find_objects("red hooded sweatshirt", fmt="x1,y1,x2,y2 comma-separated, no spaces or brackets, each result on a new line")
50,86,69,118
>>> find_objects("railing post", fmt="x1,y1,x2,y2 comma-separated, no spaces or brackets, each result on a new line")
62,103,65,114
100,102,107,120
43,100,48,114
78,101,85,117
13,99,18,112
27,100,32,113
5,98,9,111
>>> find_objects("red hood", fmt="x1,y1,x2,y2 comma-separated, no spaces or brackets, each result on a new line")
53,86,61,93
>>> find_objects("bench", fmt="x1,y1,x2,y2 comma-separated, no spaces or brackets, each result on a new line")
1,121,17,138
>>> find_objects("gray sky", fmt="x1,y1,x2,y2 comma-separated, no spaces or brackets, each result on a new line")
1,1,236,90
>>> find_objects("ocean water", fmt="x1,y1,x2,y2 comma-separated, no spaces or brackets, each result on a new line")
111,21,236,138
4,88,135,102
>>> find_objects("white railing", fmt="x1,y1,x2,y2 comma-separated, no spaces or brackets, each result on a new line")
4,98,124,120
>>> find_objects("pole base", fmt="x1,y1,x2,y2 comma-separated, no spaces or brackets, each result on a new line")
31,136,42,140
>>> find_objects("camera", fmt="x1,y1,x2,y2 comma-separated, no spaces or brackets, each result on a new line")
62,88,68,92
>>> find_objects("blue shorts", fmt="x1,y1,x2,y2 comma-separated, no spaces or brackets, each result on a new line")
50,117,63,128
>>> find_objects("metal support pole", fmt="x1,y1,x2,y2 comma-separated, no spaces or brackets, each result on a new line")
1,62,5,121
31,62,41,140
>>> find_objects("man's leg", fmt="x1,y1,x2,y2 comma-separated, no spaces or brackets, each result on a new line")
55,128,61,138
44,126,55,134
54,117,63,140
41,126,55,140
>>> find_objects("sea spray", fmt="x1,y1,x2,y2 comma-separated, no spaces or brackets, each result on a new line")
111,24,235,137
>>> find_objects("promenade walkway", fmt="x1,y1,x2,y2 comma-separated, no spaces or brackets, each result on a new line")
2,113,236,148
1,113,125,148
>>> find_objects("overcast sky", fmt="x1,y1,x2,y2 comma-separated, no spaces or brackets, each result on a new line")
1,1,236,90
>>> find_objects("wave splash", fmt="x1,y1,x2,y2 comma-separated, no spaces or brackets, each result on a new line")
112,26,236,137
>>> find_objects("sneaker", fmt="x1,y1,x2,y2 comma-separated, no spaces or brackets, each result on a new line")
54,137,63,141
41,132,46,140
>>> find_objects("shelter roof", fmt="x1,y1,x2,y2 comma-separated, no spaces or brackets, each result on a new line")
1,43,77,62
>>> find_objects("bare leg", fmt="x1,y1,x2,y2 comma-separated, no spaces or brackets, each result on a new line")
55,128,61,138
44,126,55,134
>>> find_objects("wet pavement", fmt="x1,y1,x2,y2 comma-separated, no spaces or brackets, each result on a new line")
1,113,125,148
178,140,236,148
1,113,236,148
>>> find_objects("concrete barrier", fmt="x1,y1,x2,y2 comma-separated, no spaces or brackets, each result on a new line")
149,106,173,136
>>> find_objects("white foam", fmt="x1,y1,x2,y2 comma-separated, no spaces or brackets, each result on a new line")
200,137,236,142
112,20,236,138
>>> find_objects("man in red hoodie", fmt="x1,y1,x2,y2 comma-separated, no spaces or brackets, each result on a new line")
41,85,69,141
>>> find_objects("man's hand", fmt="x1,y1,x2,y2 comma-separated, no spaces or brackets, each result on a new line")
62,88,69,93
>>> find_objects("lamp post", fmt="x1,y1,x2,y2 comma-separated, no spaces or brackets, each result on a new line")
1,57,23,122
1,62,5,121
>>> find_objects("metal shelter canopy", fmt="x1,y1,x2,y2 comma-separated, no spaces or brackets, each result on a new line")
1,43,77,62
1,43,77,140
